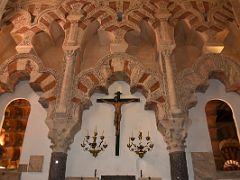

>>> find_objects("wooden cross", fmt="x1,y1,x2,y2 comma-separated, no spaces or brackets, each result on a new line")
97,91,140,156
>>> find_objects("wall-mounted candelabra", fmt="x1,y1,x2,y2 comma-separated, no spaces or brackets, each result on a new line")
81,130,107,157
127,131,154,158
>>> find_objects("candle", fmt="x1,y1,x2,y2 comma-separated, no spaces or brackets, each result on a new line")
102,130,104,136
87,129,89,136
148,131,149,137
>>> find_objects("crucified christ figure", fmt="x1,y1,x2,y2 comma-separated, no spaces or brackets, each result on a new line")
97,91,140,156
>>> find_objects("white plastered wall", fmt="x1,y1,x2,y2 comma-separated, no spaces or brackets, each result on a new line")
186,79,240,179
0,81,51,180
66,81,171,179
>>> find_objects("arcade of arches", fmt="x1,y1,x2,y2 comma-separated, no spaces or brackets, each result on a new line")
0,0,240,180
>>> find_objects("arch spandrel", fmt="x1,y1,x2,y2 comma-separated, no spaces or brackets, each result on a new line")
0,53,57,108
176,53,240,111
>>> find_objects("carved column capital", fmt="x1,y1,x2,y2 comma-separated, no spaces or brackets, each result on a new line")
160,46,175,59
67,12,84,23
63,46,79,58
15,31,35,54
110,28,128,53
155,10,171,21
46,102,84,153
157,112,190,153
65,9,84,46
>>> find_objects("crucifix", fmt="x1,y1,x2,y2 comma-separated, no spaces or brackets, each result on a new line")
97,91,140,156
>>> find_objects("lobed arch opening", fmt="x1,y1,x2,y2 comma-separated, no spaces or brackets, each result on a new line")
75,54,165,111
32,21,65,73
205,99,240,171
177,54,240,111
125,20,158,71
0,55,57,108
74,54,167,143
0,23,18,65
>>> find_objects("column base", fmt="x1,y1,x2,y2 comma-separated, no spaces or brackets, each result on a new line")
170,151,189,180
48,152,67,180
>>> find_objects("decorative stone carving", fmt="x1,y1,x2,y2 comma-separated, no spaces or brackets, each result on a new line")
74,53,166,111
0,54,57,108
110,29,128,53
65,8,84,46
156,110,190,153
176,54,240,111
15,31,35,53
47,101,83,153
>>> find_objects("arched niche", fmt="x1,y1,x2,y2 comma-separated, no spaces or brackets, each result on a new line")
125,20,157,71
81,20,113,72
0,23,18,64
0,98,31,169
205,99,240,171
32,21,65,73
67,81,170,179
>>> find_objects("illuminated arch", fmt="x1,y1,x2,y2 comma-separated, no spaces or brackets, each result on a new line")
0,98,31,169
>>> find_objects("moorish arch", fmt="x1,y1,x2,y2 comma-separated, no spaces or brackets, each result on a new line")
0,53,57,108
73,53,168,135
176,53,240,112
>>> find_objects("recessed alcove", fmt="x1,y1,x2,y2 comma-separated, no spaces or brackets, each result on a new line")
205,100,240,171
66,81,168,179
0,98,31,169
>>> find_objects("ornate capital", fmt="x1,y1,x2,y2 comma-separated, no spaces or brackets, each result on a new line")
63,46,79,58
15,31,35,53
110,29,128,53
67,13,84,23
155,11,171,20
161,45,175,59
46,102,83,153
157,111,190,153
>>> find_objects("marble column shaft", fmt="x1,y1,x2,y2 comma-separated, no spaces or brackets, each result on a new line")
170,151,189,180
48,152,67,180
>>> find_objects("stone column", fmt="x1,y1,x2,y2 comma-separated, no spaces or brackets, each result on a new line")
56,12,83,114
47,102,84,180
47,11,84,180
48,152,67,180
169,151,188,180
162,113,189,180
154,13,189,179
161,47,180,114
155,13,180,114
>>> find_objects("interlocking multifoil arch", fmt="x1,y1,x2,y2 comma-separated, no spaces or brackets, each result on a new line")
0,53,57,108
73,53,168,129
176,53,240,112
